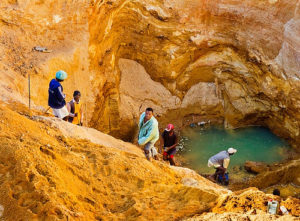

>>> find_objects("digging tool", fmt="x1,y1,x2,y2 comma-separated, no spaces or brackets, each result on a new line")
44,107,51,114
28,72,31,116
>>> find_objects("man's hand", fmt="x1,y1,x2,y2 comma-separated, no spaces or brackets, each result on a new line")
166,146,175,152
74,113,78,117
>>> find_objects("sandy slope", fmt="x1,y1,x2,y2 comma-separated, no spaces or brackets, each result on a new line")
0,103,299,220
0,103,230,220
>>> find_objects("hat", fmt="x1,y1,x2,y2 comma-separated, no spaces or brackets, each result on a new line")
55,70,68,80
165,124,174,132
228,147,237,154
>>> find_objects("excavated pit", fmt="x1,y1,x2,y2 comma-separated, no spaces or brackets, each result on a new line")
0,0,299,219
87,0,300,148
86,1,300,194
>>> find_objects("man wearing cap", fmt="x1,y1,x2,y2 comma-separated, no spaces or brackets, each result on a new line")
208,147,237,182
160,124,178,166
138,107,159,161
48,70,69,121
67,90,84,126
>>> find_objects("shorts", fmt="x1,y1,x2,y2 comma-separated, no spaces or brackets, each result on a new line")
144,142,158,157
207,160,221,168
52,106,69,119
163,147,176,159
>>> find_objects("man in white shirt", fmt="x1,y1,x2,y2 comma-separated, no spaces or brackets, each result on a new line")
208,147,237,182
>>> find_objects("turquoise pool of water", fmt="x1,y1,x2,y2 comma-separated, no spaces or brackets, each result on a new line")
178,126,290,175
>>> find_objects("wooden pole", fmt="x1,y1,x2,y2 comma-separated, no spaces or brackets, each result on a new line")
28,72,31,116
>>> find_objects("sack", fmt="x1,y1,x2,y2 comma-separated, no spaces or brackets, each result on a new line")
217,172,229,185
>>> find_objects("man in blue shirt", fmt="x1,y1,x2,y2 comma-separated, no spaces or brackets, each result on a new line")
48,70,69,120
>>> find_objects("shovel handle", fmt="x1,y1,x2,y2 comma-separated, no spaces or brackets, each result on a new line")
44,107,51,114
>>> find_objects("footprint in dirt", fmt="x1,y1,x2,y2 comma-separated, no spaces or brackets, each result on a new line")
40,146,56,160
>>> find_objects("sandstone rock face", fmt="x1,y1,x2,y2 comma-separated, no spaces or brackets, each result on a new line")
88,0,300,146
244,161,269,174
231,158,300,196
248,159,300,189
117,58,223,140
0,1,299,219
0,0,95,122
0,0,299,145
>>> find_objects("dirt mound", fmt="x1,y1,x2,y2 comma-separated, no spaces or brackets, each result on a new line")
0,103,230,220
0,102,299,220
212,188,300,217
185,212,300,221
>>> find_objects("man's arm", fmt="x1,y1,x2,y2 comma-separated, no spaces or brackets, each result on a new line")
138,127,153,145
223,158,230,170
67,102,75,117
166,135,178,151
80,104,84,125
66,102,71,112
138,122,155,145
56,86,66,102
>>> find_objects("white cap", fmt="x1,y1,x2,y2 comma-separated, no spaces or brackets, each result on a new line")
228,147,237,154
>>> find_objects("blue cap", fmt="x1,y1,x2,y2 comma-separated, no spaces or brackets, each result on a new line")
55,70,68,80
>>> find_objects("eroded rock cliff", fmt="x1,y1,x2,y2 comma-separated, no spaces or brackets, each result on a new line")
0,0,95,122
88,0,300,146
1,0,299,146
0,1,299,219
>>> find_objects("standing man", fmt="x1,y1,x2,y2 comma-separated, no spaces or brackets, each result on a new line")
208,147,237,182
160,124,178,166
48,70,69,121
138,107,159,161
67,90,83,126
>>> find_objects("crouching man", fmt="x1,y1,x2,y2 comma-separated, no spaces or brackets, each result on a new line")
208,147,237,183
